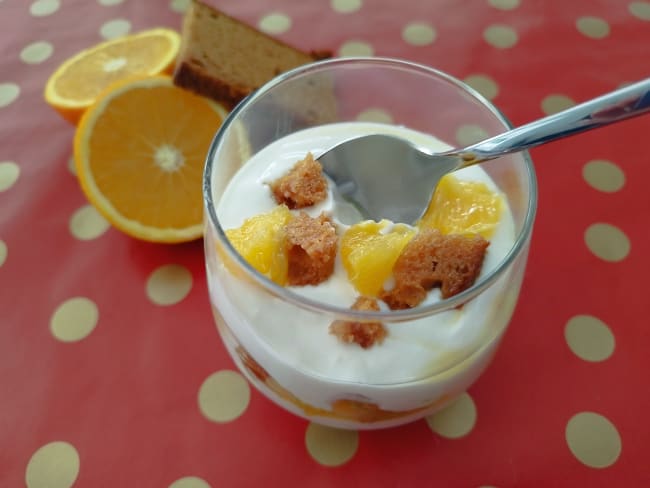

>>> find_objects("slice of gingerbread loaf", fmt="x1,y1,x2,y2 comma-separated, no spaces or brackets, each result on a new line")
173,0,330,109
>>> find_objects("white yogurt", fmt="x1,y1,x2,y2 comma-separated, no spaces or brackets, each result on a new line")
207,122,522,426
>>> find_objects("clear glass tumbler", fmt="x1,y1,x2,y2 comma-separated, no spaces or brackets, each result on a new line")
203,57,537,430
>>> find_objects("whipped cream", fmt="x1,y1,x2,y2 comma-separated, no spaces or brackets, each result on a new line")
211,122,516,387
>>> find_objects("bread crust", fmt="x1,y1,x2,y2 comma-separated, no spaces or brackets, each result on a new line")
174,60,248,109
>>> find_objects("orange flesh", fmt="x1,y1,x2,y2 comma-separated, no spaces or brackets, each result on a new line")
85,82,223,230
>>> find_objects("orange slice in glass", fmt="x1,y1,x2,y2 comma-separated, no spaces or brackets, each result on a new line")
341,220,416,296
225,205,294,285
418,174,503,238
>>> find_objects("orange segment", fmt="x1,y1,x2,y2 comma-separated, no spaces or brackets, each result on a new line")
44,28,181,125
74,75,228,243
225,205,294,285
340,220,416,297
418,174,503,238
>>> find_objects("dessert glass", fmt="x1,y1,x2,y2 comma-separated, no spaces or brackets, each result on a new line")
203,57,537,430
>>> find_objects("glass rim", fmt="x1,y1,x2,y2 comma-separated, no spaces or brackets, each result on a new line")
203,56,538,322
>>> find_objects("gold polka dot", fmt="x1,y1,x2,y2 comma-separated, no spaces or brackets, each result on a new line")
20,41,54,64
576,16,610,39
98,0,124,5
566,412,621,468
356,108,393,124
338,40,374,57
402,22,436,46
464,74,499,100
331,0,362,13
629,1,650,20
169,476,211,488
583,159,625,192
426,393,477,438
0,240,7,268
584,223,630,262
305,423,359,466
169,0,190,13
29,0,60,16
483,24,518,49
25,441,80,488
146,264,193,305
456,124,489,146
69,205,110,240
50,297,99,343
565,315,615,362
198,370,250,423
258,13,291,35
541,94,575,115
0,83,20,108
0,161,19,192
100,19,132,40
488,0,520,10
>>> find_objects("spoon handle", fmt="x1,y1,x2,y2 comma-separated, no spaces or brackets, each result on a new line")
462,78,650,164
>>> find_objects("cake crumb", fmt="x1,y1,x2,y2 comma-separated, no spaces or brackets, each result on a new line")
329,296,387,349
286,212,337,286
380,229,489,309
270,153,328,209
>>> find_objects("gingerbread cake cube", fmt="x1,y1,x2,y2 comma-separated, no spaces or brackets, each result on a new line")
270,153,328,209
381,229,489,309
329,296,387,349
285,212,337,286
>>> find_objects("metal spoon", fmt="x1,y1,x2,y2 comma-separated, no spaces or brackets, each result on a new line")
317,78,650,225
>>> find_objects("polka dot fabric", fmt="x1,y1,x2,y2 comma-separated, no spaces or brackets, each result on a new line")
0,0,648,486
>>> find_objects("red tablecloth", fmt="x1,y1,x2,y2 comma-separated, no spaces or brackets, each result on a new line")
2,0,650,486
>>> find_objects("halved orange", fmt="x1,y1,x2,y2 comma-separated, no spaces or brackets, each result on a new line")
45,28,181,125
74,76,228,243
